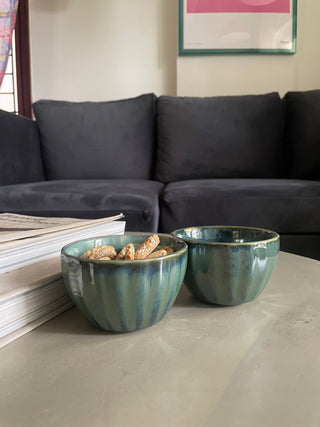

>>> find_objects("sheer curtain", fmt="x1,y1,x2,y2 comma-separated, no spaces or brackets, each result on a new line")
0,0,19,86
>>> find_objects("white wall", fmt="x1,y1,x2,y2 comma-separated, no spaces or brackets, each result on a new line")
177,1,320,96
29,0,177,102
29,0,320,102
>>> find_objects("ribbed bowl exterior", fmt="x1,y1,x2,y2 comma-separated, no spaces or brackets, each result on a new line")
173,226,280,306
61,233,188,332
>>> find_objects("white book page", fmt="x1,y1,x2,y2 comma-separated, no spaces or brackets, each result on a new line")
0,213,124,243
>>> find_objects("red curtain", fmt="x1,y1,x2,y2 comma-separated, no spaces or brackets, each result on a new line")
0,0,19,86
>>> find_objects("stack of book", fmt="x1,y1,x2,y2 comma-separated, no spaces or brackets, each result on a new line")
0,213,125,348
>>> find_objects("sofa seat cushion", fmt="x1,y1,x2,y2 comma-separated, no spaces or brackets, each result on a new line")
280,235,320,261
159,179,320,234
33,94,156,180
156,93,284,183
0,179,164,232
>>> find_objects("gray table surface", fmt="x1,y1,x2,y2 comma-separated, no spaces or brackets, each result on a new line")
1,251,320,427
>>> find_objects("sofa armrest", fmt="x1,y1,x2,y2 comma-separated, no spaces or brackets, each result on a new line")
0,109,45,185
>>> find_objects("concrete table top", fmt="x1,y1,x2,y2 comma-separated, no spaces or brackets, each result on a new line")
1,251,320,427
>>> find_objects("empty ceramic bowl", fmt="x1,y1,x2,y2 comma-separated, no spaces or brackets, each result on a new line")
61,233,188,332
172,226,279,306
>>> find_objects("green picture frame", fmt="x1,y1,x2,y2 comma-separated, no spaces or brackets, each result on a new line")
179,0,297,55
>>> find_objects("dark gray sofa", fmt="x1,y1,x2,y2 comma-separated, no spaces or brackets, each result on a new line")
0,91,319,260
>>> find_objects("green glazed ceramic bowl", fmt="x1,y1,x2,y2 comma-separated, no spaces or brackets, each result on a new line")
172,226,279,306
61,233,188,332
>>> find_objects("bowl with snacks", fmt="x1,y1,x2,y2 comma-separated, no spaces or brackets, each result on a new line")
172,226,279,306
61,232,188,332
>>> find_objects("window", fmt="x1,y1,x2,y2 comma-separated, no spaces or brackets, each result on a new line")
0,32,18,114
0,0,32,117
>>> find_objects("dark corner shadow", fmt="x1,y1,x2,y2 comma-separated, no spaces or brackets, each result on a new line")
174,284,225,309
34,307,118,337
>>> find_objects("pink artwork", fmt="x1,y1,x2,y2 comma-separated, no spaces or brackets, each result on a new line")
187,0,290,14
0,0,18,86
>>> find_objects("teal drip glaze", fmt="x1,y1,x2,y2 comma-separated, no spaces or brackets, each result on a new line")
173,226,279,306
152,267,172,325
149,272,166,325
120,268,145,331
61,233,188,332
174,254,188,300
140,271,159,329
134,273,148,330
87,266,120,331
162,264,182,316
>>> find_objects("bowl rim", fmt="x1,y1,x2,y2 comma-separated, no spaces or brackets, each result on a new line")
171,225,280,246
61,232,188,264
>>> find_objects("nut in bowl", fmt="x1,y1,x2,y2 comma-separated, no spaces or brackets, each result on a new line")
172,226,280,306
61,233,188,332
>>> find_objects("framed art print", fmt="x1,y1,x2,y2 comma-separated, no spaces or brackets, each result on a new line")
179,0,297,54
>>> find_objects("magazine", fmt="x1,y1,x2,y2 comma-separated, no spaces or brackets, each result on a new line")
0,212,124,243
0,213,126,274
0,212,126,346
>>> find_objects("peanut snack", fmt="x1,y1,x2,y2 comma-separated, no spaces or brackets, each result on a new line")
82,245,117,260
134,234,160,260
116,243,134,260
146,249,167,259
81,235,174,261
163,246,174,255
125,244,135,260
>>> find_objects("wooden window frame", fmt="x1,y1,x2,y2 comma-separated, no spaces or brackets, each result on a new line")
15,0,32,118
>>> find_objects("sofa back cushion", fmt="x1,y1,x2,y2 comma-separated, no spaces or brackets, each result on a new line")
155,93,284,183
284,90,320,180
0,109,44,185
33,94,156,180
